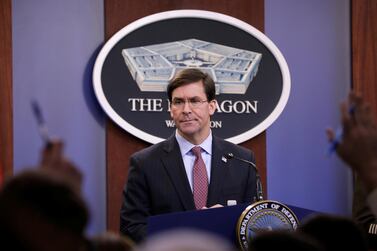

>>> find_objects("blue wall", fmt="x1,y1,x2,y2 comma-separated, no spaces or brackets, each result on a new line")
12,0,351,234
12,0,106,234
265,0,352,214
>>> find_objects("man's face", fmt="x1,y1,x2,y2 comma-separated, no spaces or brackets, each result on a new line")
170,81,217,144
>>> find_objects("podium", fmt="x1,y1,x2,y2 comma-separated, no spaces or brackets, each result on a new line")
148,202,316,247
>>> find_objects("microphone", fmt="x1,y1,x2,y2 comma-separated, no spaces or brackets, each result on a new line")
225,153,264,202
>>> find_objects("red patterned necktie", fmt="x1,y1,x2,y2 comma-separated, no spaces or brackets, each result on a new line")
191,146,208,209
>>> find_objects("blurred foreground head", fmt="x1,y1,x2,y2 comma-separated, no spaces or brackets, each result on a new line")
135,229,236,251
248,231,324,251
0,169,89,251
298,214,368,251
89,231,134,251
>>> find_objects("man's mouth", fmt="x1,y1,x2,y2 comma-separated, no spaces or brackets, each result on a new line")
181,119,196,123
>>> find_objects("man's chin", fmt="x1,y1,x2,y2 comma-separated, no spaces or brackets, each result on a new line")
177,126,198,137
178,121,197,129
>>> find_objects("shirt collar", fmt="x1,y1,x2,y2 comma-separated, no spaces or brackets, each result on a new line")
175,130,212,156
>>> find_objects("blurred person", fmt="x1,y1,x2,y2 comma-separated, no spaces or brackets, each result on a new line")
248,231,324,251
327,91,377,249
0,169,89,251
134,229,236,251
0,140,87,251
0,140,134,251
298,214,368,251
327,91,377,196
88,231,134,251
120,68,258,242
352,176,377,250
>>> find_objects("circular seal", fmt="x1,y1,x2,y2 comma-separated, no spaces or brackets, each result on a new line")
236,200,299,250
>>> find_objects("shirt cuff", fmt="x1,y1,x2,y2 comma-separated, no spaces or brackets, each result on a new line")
367,187,377,217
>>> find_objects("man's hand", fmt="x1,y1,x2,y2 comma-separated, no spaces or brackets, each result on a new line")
327,92,377,192
40,140,83,192
200,204,224,209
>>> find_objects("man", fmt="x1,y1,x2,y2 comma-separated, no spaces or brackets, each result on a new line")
327,92,377,196
120,68,257,242
0,140,135,251
327,91,377,249
0,140,89,251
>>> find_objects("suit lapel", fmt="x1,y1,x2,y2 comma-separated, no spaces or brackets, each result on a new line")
161,135,196,211
207,136,228,206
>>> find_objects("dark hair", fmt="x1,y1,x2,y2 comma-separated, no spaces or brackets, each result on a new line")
248,231,324,251
298,214,368,251
0,170,89,235
167,68,216,102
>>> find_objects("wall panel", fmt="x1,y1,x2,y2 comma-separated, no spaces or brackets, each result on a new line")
0,0,13,184
352,0,377,113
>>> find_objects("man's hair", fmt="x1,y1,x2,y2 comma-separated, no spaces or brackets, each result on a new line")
0,170,89,235
248,231,324,251
298,214,368,251
167,68,216,102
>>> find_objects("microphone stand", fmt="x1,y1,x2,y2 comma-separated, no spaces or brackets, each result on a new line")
226,153,264,202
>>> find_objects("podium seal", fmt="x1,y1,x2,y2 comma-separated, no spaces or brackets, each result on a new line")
236,200,299,250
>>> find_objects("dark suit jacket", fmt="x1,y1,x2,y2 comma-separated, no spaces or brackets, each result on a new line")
120,134,257,242
353,175,377,249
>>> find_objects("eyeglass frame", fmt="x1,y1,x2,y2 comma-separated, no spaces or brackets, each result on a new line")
170,97,210,108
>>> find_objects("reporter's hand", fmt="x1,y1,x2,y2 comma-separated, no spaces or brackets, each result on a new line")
327,92,377,192
40,139,83,192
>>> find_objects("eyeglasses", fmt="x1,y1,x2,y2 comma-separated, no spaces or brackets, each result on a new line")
171,98,208,108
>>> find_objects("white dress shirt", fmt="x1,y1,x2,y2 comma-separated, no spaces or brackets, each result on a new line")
175,130,212,192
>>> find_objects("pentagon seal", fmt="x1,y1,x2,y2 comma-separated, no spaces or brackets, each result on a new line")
236,200,299,250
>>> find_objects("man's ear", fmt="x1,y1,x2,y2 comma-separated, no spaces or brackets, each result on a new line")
209,100,217,115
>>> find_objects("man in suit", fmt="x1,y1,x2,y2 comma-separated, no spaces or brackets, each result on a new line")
120,68,257,242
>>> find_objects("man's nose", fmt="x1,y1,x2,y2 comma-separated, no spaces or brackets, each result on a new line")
182,101,192,113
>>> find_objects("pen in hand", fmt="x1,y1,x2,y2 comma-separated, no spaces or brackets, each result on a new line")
31,99,52,146
328,127,343,155
328,106,355,155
